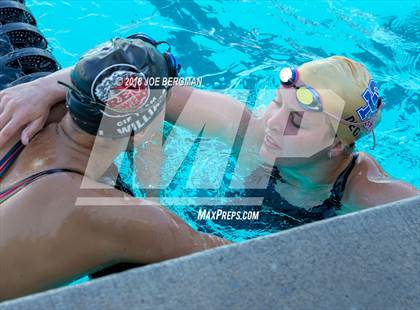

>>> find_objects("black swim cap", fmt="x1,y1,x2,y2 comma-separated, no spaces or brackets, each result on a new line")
66,37,171,137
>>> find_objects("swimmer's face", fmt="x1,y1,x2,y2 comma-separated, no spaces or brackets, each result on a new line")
260,78,335,166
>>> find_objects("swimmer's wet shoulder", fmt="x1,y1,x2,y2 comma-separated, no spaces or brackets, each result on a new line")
0,102,68,189
341,152,419,208
0,123,82,190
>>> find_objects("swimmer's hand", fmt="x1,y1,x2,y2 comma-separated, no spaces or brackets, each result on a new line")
0,67,73,147
0,82,52,146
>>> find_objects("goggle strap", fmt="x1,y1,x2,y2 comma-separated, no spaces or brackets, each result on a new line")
324,110,379,129
289,79,298,88
325,110,378,149
156,40,171,52
127,33,179,76
57,80,85,98
371,129,376,150
127,34,173,53
58,80,103,105
127,33,157,45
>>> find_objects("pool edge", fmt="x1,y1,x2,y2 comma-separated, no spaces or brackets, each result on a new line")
1,195,419,309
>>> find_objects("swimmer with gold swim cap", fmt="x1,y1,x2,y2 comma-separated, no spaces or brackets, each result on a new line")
169,56,417,217
0,52,418,229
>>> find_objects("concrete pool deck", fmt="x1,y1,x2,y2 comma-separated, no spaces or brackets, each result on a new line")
1,196,419,310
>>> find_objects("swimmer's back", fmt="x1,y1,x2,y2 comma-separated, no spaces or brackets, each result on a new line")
0,103,67,187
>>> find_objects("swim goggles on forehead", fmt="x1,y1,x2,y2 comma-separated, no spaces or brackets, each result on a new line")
278,67,383,124
127,33,181,78
279,67,323,112
278,66,383,147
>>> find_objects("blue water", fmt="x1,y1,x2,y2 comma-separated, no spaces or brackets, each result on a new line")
27,0,419,242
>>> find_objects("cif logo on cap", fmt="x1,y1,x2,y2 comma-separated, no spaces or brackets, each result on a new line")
92,64,150,114
357,80,379,125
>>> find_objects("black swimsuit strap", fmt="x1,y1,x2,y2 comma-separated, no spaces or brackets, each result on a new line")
329,153,359,203
0,168,84,205
303,153,359,216
0,140,24,179
0,168,83,195
0,145,135,202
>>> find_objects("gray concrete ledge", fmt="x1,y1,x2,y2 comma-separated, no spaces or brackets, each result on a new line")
1,196,419,310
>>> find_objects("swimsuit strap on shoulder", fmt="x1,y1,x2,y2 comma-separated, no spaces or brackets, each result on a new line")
0,140,24,179
329,153,359,203
0,168,83,204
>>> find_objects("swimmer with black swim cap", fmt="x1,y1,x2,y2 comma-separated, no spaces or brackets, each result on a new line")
60,35,180,138
0,36,228,300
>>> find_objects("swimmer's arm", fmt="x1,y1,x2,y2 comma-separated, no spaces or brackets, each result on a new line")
106,206,229,264
79,177,230,262
166,86,253,142
33,66,74,103
0,174,229,299
0,70,250,146
91,197,230,263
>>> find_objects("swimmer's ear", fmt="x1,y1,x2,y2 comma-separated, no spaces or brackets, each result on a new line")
328,140,345,158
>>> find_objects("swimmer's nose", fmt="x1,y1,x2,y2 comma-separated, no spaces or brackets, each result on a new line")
266,104,286,135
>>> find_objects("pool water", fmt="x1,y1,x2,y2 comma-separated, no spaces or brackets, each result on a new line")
27,0,419,242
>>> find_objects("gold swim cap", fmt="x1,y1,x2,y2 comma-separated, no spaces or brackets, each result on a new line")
298,56,382,145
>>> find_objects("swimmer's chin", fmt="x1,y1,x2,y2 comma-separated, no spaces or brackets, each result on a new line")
259,145,279,165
